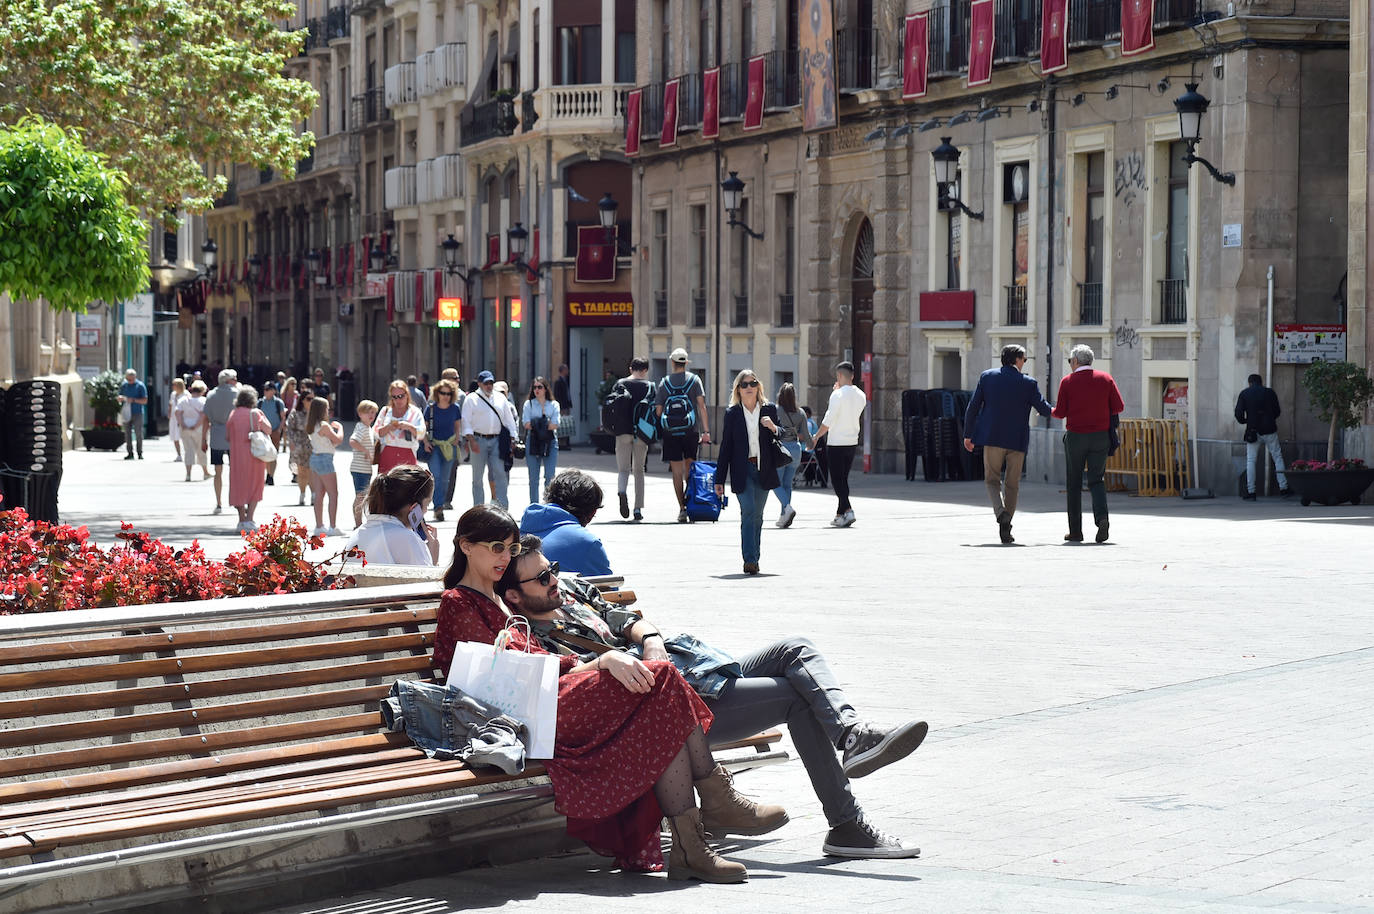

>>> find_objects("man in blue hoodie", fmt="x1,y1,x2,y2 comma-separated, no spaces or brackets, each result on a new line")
519,469,613,576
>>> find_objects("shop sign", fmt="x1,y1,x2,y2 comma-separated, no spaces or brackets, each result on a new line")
364,272,388,298
1273,323,1345,364
124,294,154,336
566,294,633,327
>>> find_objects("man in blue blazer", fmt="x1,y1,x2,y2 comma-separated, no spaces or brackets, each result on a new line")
962,344,1053,543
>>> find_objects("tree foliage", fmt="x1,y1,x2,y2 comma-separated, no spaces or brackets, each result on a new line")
0,0,317,213
0,119,148,312
1302,359,1374,462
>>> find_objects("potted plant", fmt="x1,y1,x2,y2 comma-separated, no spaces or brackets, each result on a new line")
1284,360,1374,506
80,370,126,451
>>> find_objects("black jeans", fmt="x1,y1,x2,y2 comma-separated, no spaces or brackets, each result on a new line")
1063,430,1110,535
827,445,858,514
705,637,862,827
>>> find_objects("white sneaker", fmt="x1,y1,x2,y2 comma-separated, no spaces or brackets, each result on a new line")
212,506,223,515
326,527,342,537
779,505,797,529
842,510,857,527
311,526,327,538
244,521,258,532
830,515,846,527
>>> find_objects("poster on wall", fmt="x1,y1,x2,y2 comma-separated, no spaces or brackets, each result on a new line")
798,0,837,132
1273,323,1346,363
1162,380,1189,422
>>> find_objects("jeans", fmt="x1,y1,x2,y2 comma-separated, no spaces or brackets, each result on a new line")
615,434,649,511
771,440,803,512
828,445,857,514
706,637,862,827
526,446,558,504
123,415,144,457
427,449,457,507
1245,432,1290,493
982,446,1026,520
469,435,508,508
733,463,767,564
444,457,458,508
1064,430,1110,535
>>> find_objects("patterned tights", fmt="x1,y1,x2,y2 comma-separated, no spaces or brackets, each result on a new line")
653,725,715,816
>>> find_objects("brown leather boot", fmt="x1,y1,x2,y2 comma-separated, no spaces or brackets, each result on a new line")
696,764,789,836
666,808,748,883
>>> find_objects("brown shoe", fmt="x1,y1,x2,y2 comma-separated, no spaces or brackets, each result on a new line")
1064,532,1084,542
742,562,760,575
667,808,748,883
697,764,789,837
434,507,445,522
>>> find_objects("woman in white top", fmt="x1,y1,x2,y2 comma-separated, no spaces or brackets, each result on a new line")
520,376,560,505
373,379,426,474
345,465,439,566
168,378,189,464
175,380,210,481
306,396,345,537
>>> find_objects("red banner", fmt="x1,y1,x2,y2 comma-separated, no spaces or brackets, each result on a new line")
1040,0,1069,73
744,55,766,131
414,270,424,321
484,233,500,269
1121,0,1155,56
902,13,929,99
385,273,395,322
968,0,995,87
702,67,720,139
660,78,679,147
528,227,540,275
624,88,642,156
575,225,617,284
434,269,443,315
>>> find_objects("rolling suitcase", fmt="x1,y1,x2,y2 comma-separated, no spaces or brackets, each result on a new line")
684,460,726,522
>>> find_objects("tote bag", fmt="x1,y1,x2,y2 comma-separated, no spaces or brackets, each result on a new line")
445,621,559,758
248,410,277,462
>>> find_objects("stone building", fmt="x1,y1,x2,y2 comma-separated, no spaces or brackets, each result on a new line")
629,0,1353,482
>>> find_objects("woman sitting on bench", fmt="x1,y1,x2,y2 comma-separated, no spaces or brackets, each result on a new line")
432,504,784,884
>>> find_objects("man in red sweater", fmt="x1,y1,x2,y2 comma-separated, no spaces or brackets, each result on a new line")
1052,345,1124,543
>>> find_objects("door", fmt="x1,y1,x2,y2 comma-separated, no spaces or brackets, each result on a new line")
570,326,604,442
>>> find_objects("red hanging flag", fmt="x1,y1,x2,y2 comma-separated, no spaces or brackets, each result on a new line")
902,13,929,99
575,225,617,283
744,55,766,131
528,227,541,276
346,242,355,288
1040,0,1069,73
968,0,995,87
434,269,443,314
625,88,642,156
702,67,721,139
485,233,500,269
414,270,424,321
385,273,396,321
660,78,680,147
1121,0,1155,56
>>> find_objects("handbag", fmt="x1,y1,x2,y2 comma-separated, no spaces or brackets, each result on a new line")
1243,427,1259,443
444,618,559,758
771,438,793,467
1107,413,1121,457
248,410,276,463
476,394,514,462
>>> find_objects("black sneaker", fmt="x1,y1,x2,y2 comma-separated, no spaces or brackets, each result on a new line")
1242,492,1257,501
265,474,274,486
841,720,929,779
619,492,630,518
823,814,920,859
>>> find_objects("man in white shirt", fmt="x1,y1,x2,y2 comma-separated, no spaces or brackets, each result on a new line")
813,361,867,528
461,370,520,509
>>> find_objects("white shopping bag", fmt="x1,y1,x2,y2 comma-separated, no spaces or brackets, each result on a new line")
445,621,559,758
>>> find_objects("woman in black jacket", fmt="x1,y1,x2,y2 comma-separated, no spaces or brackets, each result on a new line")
713,369,783,575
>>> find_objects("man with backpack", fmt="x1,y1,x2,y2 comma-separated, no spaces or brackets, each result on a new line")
656,348,712,523
605,358,656,522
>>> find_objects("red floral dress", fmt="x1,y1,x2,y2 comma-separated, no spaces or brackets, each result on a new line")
433,586,713,871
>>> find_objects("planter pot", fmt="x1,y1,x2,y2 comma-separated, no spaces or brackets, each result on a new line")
1285,468,1374,506
80,428,126,451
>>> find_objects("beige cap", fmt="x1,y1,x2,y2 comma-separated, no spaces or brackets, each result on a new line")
669,347,690,364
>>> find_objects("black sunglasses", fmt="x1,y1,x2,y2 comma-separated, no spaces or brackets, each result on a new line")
739,380,760,389
519,560,559,586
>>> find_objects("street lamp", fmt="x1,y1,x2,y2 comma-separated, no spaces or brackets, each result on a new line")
931,137,985,221
201,238,218,273
368,239,387,273
507,222,542,282
305,248,323,286
247,253,262,284
597,192,618,229
720,172,763,240
1173,83,1235,186
440,231,474,285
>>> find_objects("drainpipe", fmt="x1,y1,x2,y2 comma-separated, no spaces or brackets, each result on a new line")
1265,263,1274,493
1044,83,1057,420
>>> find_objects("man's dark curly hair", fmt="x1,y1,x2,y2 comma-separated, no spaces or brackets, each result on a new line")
544,470,603,527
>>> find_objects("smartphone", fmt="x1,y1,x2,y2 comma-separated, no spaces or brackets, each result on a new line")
408,505,425,536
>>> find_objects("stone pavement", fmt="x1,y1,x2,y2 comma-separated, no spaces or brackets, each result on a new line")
47,438,1374,913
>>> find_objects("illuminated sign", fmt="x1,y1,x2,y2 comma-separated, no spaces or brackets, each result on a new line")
437,297,464,328
566,295,634,327
510,298,523,329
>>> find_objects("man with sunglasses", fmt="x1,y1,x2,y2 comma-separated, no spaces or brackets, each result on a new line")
461,370,520,508
498,534,929,860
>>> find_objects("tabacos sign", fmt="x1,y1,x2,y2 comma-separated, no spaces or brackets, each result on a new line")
566,294,633,327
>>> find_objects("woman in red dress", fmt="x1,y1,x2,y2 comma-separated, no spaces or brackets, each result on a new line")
433,505,771,883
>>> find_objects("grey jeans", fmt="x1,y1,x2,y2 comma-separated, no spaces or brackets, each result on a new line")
705,637,862,827
615,434,648,510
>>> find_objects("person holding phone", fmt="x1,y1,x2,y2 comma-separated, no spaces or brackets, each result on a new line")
345,465,439,566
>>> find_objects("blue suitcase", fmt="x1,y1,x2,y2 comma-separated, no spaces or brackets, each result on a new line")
684,460,726,522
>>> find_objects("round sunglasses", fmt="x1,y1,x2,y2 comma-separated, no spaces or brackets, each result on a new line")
468,540,524,557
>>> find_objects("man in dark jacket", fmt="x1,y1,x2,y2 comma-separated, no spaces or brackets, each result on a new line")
963,345,1053,543
1235,373,1291,500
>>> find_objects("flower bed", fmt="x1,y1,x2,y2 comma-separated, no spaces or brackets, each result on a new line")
1288,457,1366,472
0,504,363,613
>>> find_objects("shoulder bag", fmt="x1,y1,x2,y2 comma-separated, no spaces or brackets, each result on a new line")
248,409,277,463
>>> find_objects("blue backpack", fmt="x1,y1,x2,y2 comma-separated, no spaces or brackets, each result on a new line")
660,373,698,437
684,460,725,522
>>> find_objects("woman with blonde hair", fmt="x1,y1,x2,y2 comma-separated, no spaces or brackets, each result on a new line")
373,379,426,474
712,369,785,575
306,396,345,536
175,379,210,482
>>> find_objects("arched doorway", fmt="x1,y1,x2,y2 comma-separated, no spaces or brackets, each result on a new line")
850,218,874,364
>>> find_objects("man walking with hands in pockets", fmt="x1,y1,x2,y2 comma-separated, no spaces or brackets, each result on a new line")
812,361,866,528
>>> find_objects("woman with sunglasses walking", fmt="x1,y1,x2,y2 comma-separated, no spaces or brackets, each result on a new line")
522,376,560,505
374,379,426,474
433,505,771,882
713,369,785,575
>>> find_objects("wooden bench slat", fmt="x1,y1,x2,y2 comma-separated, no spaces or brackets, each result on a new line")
0,632,433,693
0,732,413,805
711,729,783,752
11,764,551,858
598,590,637,605
0,714,383,779
0,607,439,666
0,656,434,720
0,684,395,751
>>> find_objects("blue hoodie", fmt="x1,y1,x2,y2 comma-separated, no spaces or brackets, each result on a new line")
519,503,613,577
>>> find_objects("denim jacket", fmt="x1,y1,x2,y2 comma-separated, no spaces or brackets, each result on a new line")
380,680,528,774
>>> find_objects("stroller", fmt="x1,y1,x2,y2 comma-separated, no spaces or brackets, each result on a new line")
797,442,828,488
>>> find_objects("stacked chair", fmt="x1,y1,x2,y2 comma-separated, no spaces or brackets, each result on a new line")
1,380,64,522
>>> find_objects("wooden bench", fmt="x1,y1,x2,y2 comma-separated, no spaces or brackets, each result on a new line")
0,581,786,913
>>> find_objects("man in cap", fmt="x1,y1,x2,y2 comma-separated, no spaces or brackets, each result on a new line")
656,348,711,523
461,370,520,508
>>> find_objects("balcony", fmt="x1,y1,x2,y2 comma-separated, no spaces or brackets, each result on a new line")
313,133,360,170
836,28,876,92
460,97,517,147
994,0,1040,61
676,76,703,130
416,154,463,204
1068,0,1119,45
418,43,466,97
324,5,351,43
1159,278,1187,324
532,84,634,133
350,88,389,128
1077,281,1103,325
763,50,801,109
308,17,329,56
384,165,416,209
384,63,417,108
1004,285,1028,326
928,0,970,75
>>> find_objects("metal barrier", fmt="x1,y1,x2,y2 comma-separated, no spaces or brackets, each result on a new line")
1105,418,1193,496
